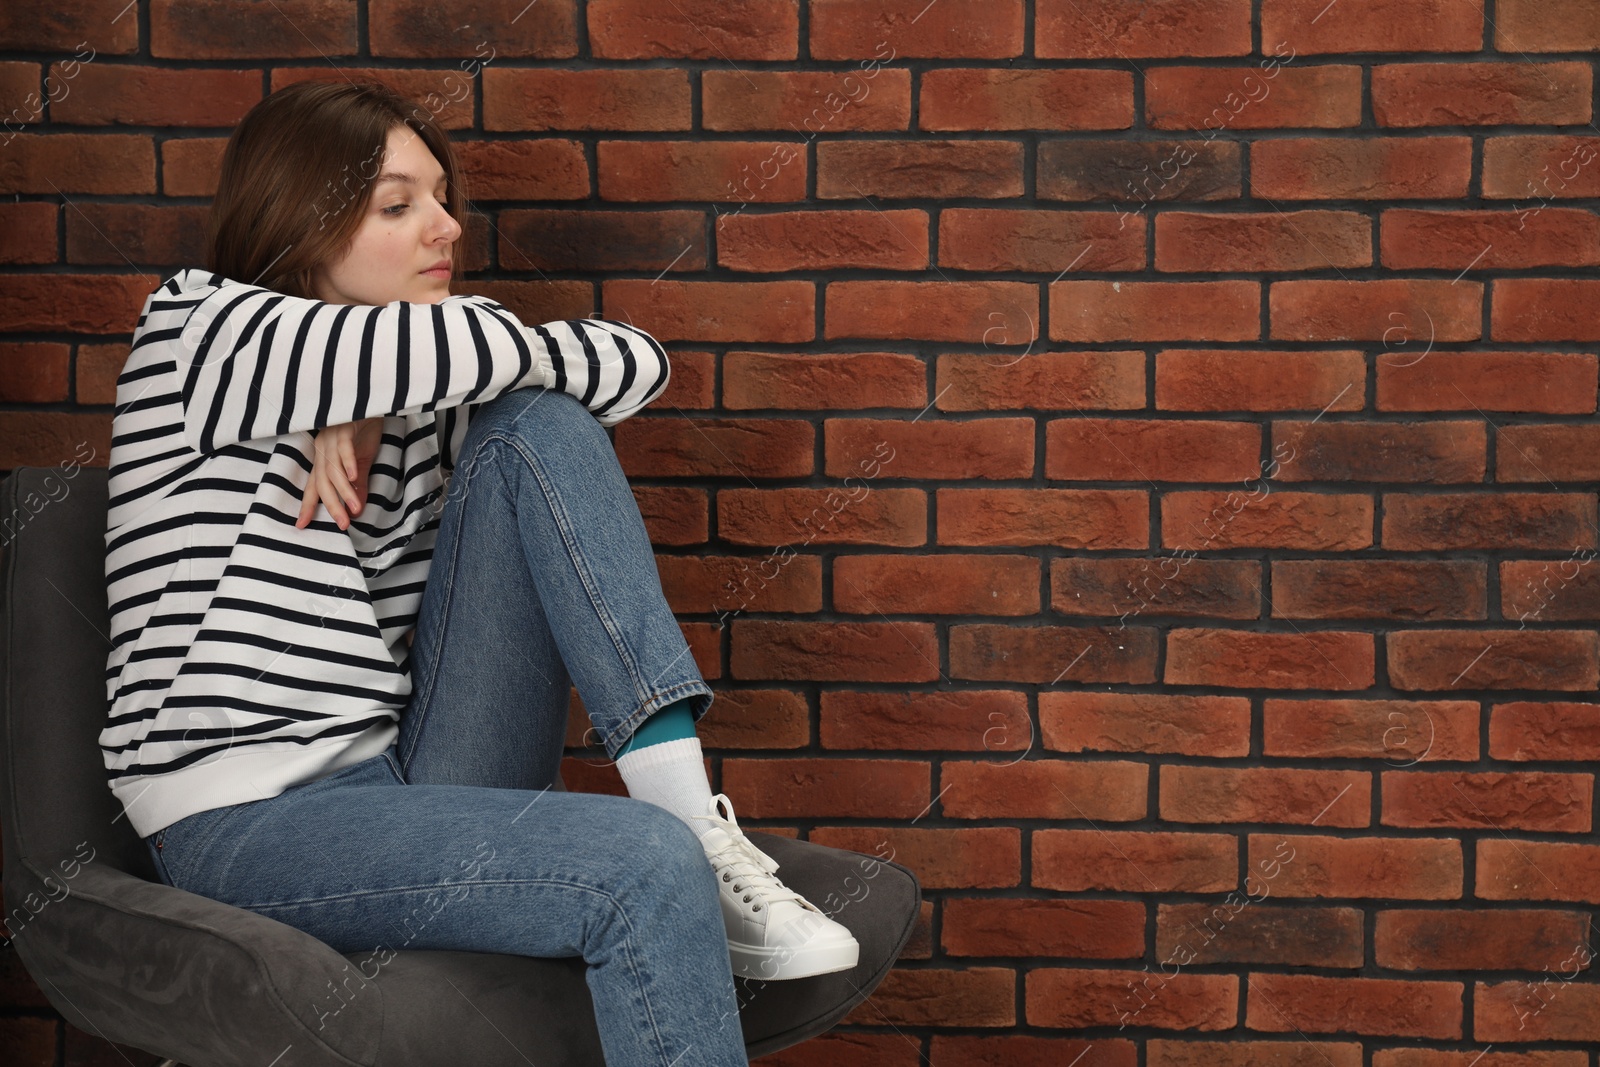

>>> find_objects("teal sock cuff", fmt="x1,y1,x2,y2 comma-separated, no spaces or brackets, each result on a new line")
616,696,697,756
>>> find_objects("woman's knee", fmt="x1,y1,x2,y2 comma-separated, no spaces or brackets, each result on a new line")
610,798,715,893
452,388,604,475
481,385,593,439
634,796,708,857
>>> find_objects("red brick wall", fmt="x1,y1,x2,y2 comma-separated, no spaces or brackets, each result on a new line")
5,1,1600,1064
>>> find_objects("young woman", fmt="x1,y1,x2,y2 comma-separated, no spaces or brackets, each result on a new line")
100,78,856,1067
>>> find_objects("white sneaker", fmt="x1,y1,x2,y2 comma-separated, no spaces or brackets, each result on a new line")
691,793,860,981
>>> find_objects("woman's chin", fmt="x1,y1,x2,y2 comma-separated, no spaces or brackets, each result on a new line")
411,279,453,304
416,275,454,300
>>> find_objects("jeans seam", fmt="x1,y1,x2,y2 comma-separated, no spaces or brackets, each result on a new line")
241,875,676,1061
489,426,678,753
381,747,406,786
397,492,473,782
240,873,638,911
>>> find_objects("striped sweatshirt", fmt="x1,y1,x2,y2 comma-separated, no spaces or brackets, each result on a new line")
102,268,671,839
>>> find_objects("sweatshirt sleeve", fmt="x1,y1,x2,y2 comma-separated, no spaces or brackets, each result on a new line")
434,315,672,471
174,274,669,454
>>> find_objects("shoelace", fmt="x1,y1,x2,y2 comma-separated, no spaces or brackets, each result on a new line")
691,793,809,914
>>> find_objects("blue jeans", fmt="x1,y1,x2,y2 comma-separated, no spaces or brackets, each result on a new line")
142,387,744,1067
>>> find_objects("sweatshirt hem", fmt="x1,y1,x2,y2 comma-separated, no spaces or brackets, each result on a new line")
114,720,399,839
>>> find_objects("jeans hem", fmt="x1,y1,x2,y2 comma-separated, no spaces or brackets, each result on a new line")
605,680,714,761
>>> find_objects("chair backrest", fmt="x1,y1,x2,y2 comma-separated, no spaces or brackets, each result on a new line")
0,466,155,888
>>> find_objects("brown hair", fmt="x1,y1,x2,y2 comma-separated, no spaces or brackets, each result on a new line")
204,79,467,299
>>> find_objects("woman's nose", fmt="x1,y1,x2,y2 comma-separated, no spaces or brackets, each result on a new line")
434,201,461,240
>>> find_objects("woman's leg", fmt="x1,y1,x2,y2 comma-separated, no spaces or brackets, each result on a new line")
396,385,857,983
398,384,714,788
147,754,751,1067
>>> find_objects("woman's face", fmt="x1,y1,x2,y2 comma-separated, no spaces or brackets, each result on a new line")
310,125,462,307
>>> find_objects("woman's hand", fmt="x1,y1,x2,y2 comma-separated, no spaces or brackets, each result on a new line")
296,416,386,530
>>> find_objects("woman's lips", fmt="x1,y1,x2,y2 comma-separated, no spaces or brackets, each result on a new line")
421,267,450,279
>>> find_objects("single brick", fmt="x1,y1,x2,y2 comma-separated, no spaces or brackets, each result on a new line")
939,488,1149,549
1263,698,1480,762
1037,0,1251,57
810,0,1023,59
1156,349,1366,413
1156,210,1369,272
1041,691,1251,756
1254,137,1472,199
1166,629,1374,690
1247,972,1462,1039
1387,629,1600,692
1377,348,1598,413
1249,833,1462,900
920,68,1133,131
1271,559,1486,620
1162,490,1374,552
1260,0,1482,53
587,0,797,60
1373,61,1591,126
1050,556,1262,622
1146,63,1361,129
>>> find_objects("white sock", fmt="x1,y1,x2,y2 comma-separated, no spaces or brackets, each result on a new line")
615,736,718,844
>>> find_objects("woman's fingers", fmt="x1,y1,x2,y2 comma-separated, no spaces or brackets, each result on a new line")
296,476,319,529
296,421,371,533
339,433,356,482
298,431,337,529
316,462,350,528
327,451,358,519
337,435,362,515
313,429,352,528
316,427,360,527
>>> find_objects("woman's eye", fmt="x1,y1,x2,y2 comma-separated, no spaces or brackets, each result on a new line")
381,200,447,217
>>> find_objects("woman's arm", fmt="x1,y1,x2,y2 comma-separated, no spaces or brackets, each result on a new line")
161,271,669,455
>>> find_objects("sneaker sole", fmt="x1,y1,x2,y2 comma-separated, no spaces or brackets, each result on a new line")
728,937,859,981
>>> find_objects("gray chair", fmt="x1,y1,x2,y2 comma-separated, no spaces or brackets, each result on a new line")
0,465,921,1066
